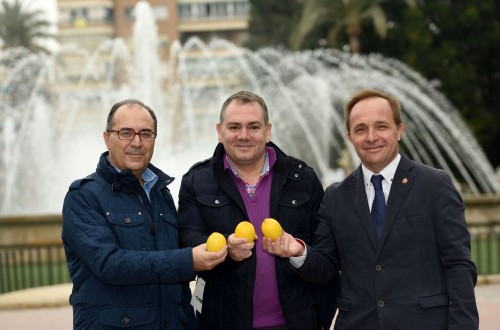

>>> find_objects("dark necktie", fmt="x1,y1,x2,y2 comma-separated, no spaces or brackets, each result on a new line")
371,175,385,241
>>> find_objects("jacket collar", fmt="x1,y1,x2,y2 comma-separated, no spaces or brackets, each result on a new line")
96,152,174,193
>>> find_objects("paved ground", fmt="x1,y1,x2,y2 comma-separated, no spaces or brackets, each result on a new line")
1,282,499,329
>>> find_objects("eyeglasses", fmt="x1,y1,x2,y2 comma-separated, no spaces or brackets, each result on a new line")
108,128,157,141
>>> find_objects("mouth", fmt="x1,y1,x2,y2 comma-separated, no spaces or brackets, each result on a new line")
365,145,383,152
126,152,144,157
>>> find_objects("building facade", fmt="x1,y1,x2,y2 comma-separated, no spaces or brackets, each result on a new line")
57,0,250,54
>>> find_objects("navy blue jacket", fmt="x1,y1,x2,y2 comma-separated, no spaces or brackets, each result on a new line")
178,142,335,330
62,152,196,330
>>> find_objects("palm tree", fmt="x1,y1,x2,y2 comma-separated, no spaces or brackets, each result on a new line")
290,0,417,53
0,0,55,53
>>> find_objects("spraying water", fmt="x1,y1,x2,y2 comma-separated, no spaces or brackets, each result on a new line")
0,1,497,215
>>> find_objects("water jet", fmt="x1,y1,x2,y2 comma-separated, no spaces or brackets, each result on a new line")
0,2,498,215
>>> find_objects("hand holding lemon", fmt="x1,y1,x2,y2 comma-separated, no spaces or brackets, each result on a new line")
261,218,283,241
206,232,227,252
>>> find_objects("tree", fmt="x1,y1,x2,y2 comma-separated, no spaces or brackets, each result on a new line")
245,0,302,50
0,0,54,53
245,1,500,168
290,0,416,53
363,0,500,167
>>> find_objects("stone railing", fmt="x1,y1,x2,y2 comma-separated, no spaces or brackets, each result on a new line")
0,215,68,293
1,195,500,292
464,195,500,283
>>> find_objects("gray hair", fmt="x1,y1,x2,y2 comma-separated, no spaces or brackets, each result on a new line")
105,99,157,132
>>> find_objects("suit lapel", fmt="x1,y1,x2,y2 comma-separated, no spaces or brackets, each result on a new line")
348,166,379,252
379,155,415,249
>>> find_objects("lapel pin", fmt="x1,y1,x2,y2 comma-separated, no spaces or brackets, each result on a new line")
402,178,408,184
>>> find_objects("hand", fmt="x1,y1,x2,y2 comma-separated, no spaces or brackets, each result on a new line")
227,233,256,261
192,243,228,271
262,232,304,258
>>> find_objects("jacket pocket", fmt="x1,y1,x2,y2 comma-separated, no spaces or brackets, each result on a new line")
278,193,310,208
418,293,449,308
160,211,178,229
197,195,231,207
100,305,155,327
69,290,86,306
336,296,352,311
106,212,145,227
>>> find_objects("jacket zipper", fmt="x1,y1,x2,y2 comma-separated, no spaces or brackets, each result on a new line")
138,194,156,235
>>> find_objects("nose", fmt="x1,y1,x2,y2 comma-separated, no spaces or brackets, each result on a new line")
366,128,378,141
130,133,143,145
238,127,250,139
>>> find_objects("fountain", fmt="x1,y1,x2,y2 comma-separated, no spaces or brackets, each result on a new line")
0,1,499,215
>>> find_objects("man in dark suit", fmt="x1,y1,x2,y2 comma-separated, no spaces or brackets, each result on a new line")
263,88,479,329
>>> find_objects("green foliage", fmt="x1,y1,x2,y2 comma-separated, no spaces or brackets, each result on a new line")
246,0,500,167
366,0,500,167
288,0,417,52
244,0,302,50
0,0,55,53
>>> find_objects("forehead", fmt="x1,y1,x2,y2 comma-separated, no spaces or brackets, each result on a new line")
224,101,265,123
113,105,154,127
350,97,393,121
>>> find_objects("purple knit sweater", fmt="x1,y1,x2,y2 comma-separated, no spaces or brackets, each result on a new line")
224,148,285,328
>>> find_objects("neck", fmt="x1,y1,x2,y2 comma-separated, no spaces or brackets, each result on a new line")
229,157,265,185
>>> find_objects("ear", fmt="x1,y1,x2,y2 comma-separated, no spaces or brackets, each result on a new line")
265,123,272,143
346,132,352,144
397,123,405,141
103,131,110,149
216,123,223,143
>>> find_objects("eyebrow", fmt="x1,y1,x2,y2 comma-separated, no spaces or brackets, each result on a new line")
119,127,153,131
226,121,262,126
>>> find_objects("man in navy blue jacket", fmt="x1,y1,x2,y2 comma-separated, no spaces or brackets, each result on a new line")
62,99,227,330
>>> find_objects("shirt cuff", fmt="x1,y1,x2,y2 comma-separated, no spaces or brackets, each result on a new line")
289,239,307,268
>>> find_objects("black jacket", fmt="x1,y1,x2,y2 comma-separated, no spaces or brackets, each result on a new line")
178,142,334,329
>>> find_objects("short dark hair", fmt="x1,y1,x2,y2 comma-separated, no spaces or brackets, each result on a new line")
344,88,402,132
106,99,157,132
220,91,269,125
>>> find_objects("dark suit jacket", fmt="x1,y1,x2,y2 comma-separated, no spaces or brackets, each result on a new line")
297,155,479,330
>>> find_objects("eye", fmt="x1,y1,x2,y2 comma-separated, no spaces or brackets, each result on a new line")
354,127,366,134
249,125,260,131
228,125,239,131
119,129,134,138
139,130,153,139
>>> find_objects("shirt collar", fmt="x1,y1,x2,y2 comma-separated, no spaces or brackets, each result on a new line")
142,167,157,184
223,146,276,178
107,156,158,184
362,153,401,185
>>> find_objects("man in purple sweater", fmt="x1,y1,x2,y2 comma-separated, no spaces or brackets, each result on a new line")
177,91,336,329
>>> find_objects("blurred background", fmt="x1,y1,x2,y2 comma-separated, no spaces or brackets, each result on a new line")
0,1,499,326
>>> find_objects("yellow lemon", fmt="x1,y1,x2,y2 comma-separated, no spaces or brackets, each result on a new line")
235,221,256,243
206,232,226,252
261,218,283,241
